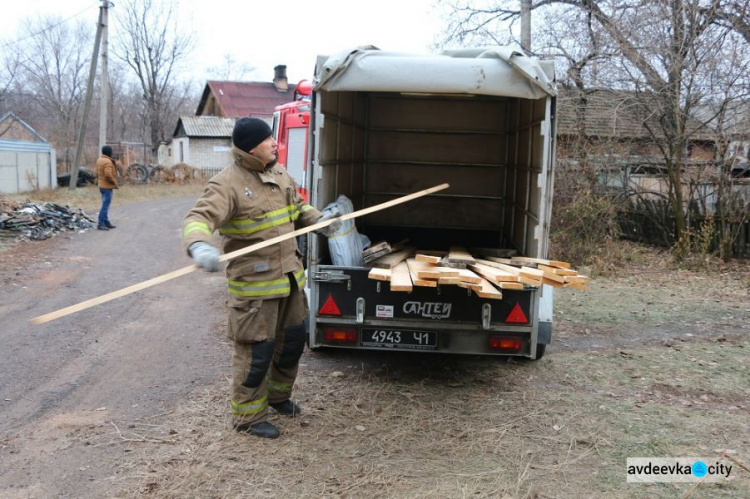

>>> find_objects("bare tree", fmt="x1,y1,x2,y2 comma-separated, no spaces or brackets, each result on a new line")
115,0,195,157
207,54,256,81
13,16,93,168
0,48,22,116
437,0,750,259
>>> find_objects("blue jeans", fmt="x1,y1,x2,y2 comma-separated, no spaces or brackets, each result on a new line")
98,188,113,227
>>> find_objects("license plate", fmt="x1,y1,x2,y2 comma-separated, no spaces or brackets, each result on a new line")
361,328,437,350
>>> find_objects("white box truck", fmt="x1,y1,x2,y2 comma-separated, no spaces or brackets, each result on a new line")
305,46,557,359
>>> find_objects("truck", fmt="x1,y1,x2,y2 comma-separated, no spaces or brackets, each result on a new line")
305,46,557,360
272,80,313,201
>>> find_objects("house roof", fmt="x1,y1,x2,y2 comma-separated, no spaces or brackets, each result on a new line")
196,80,297,118
0,112,47,142
556,86,715,141
174,116,235,138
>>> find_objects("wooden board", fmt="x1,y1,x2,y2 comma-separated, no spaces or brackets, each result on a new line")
363,240,390,257
538,264,579,276
448,246,476,266
370,247,416,269
499,281,524,290
468,262,520,283
474,259,542,287
368,267,392,281
473,277,503,300
457,280,482,292
30,183,450,325
389,261,413,292
519,266,565,284
455,268,482,284
415,251,444,264
510,256,571,269
437,276,460,285
405,259,438,287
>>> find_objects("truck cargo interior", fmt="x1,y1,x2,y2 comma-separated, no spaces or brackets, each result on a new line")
310,90,553,263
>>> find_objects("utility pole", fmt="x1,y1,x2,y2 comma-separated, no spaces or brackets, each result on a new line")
70,1,108,190
98,2,110,155
521,0,531,53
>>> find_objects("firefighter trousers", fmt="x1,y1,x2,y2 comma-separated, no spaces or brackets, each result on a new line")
228,274,308,426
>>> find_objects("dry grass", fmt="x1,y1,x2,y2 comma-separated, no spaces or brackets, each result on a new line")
99,296,749,499
3,182,208,215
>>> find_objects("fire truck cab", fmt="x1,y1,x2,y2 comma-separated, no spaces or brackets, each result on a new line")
272,80,312,201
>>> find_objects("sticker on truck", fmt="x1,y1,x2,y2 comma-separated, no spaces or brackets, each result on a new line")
376,305,394,318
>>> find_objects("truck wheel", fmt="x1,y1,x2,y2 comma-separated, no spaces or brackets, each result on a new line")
528,344,546,361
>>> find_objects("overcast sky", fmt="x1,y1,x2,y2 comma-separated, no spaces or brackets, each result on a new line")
0,0,449,84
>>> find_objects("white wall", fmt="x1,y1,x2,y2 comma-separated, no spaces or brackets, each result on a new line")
0,141,56,194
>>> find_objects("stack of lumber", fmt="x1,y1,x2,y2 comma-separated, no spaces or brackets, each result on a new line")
365,244,588,296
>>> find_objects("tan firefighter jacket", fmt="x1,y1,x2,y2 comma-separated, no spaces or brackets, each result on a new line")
182,146,322,305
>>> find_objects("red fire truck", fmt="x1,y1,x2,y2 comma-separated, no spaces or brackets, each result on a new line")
272,79,312,201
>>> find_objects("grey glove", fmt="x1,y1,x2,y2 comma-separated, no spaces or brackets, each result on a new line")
315,213,343,237
189,242,220,272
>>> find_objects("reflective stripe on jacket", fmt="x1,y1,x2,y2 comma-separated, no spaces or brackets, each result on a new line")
182,146,322,304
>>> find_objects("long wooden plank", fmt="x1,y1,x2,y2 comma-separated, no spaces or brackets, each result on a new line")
448,246,476,266
370,247,416,269
473,277,503,300
510,256,571,269
474,259,542,287
368,267,392,281
455,268,482,284
390,261,413,292
405,259,438,288
415,251,445,264
30,183,450,325
468,262,520,283
538,264,579,276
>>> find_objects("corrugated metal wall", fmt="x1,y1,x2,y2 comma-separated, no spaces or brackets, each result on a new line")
0,140,56,194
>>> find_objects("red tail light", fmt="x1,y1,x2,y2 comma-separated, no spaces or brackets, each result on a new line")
505,303,528,324
489,337,522,352
319,294,342,316
324,327,357,343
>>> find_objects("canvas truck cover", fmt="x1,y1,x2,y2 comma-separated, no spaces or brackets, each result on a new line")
313,46,556,99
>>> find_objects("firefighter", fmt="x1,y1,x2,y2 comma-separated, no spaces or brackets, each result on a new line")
182,117,341,439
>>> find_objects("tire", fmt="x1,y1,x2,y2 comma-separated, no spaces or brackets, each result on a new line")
528,343,546,361
126,164,149,184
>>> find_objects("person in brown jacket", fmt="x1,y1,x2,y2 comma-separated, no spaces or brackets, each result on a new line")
182,117,341,439
96,145,119,230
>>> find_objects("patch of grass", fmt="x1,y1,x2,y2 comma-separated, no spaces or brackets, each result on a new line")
100,335,748,498
4,182,207,214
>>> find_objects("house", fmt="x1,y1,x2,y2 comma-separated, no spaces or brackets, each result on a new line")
555,86,721,204
196,65,297,119
161,116,235,171
160,65,298,171
0,112,57,194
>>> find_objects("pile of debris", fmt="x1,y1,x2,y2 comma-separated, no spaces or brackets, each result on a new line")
0,198,95,240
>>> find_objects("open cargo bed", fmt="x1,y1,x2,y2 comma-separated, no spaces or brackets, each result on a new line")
305,47,557,359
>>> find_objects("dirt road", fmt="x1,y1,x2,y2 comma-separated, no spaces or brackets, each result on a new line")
0,197,227,498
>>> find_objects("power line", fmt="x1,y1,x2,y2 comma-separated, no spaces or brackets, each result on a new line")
0,3,98,50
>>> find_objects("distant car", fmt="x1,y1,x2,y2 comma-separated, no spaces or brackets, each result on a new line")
57,167,96,187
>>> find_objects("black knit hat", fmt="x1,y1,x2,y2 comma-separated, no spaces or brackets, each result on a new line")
232,117,272,152
102,145,113,157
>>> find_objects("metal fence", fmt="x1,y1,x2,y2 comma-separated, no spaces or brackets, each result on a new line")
619,211,750,258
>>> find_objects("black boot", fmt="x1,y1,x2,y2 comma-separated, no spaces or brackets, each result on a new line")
105,222,116,229
270,400,301,417
235,421,280,439
97,225,109,231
